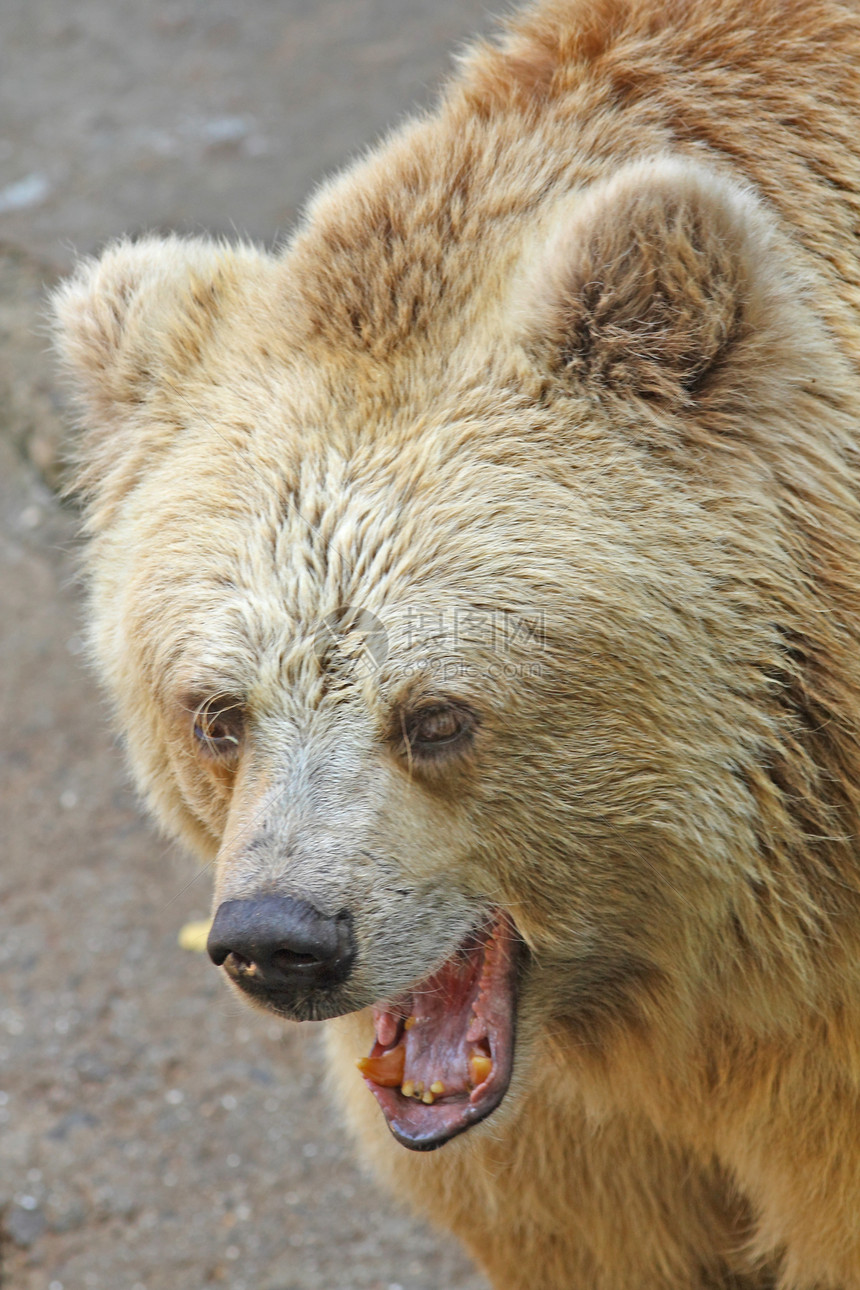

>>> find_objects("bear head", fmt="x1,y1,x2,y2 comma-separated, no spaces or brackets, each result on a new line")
53,155,860,1147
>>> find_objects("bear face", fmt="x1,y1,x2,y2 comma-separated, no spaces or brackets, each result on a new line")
53,5,860,1275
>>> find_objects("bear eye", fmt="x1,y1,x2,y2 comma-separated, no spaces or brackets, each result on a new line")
191,697,245,761
402,702,477,759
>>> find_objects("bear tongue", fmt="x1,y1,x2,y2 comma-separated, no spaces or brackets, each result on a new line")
357,913,519,1151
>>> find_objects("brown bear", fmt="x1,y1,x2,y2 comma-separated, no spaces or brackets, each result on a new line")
53,0,860,1286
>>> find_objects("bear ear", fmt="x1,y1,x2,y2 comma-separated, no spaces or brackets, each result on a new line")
518,157,819,411
52,236,270,525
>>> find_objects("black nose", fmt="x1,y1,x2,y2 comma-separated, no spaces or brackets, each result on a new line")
207,896,355,997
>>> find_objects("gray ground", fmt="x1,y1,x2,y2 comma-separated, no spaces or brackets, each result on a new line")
0,4,497,1287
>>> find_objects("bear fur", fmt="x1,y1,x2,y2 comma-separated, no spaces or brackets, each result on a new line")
53,0,860,1286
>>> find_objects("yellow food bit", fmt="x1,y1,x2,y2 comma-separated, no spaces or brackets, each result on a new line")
177,919,213,953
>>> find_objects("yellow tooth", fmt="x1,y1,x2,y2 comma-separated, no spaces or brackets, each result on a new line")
421,1091,435,1104
470,1051,493,1087
415,1082,424,1096
430,1080,445,1095
356,1046,406,1087
401,1081,415,1098
404,1016,416,1030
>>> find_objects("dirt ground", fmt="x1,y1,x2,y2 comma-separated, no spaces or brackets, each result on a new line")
0,3,495,1287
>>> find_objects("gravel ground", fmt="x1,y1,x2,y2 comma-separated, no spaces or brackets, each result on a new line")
0,4,495,1287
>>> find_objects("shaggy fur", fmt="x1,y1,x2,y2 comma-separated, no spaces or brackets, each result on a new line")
53,1,860,1286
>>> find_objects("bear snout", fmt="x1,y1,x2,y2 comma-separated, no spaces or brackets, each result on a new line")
207,896,356,1011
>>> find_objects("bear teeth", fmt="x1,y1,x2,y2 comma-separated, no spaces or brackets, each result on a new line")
469,1051,493,1087
399,1079,445,1101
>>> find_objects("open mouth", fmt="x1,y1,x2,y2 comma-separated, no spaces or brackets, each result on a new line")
356,911,520,1151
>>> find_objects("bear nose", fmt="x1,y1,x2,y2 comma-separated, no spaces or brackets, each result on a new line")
207,896,355,995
